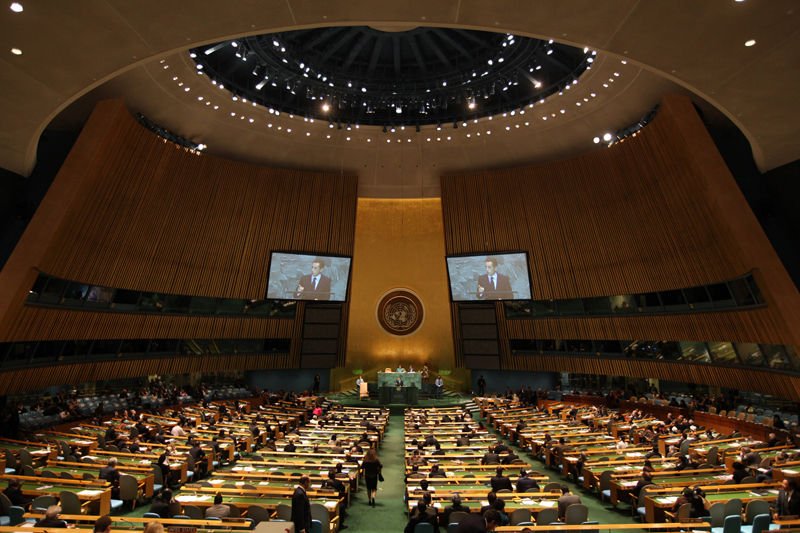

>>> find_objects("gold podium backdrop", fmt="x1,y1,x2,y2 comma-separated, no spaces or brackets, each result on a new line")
332,198,469,390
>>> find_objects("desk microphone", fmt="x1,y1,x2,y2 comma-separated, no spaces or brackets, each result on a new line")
116,517,136,529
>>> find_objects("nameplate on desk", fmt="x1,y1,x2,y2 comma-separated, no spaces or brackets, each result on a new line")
221,518,246,524
167,527,196,533
184,484,202,489
681,518,704,523
779,516,800,521
29,508,45,515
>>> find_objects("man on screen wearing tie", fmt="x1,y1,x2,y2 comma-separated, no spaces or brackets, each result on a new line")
295,259,332,300
477,257,514,300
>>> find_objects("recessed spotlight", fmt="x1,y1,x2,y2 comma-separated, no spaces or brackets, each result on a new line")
593,137,600,144
249,118,254,123
745,39,756,47
10,2,22,12
11,48,22,55
603,133,612,141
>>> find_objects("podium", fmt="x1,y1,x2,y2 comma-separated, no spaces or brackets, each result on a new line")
380,386,418,405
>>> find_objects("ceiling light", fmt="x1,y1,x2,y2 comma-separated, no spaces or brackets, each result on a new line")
745,39,756,47
11,48,22,55
322,103,330,111
10,2,22,12
603,133,612,141
593,137,600,144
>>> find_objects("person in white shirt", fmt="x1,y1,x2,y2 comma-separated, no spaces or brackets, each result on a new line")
435,376,444,399
616,435,629,450
171,423,186,437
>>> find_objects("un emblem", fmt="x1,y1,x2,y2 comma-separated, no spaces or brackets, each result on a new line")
376,288,425,337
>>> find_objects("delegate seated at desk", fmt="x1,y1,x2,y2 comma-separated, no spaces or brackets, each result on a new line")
396,365,406,373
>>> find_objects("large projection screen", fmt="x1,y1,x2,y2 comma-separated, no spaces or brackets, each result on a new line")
446,252,532,302
266,252,352,302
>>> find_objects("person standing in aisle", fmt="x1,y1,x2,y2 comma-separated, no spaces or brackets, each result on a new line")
477,375,486,396
291,475,312,533
435,376,444,399
313,373,321,395
361,448,383,506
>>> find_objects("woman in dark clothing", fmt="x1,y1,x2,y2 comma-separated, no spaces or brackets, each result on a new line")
361,448,383,506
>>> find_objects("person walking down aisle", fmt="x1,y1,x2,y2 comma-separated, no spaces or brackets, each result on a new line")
361,448,383,506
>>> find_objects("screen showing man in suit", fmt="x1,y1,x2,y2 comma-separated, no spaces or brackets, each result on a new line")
446,252,532,301
265,252,352,302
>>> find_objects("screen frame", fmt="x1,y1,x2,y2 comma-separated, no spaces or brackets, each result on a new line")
444,250,533,303
265,250,354,303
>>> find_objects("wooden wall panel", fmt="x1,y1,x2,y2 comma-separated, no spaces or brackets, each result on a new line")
441,94,800,399
514,354,800,402
0,353,293,396
0,99,358,383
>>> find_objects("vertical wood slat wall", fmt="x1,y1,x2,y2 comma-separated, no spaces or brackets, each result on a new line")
0,353,292,396
0,101,358,382
441,94,799,398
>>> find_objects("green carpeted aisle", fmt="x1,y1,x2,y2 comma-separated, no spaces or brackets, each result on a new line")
342,414,409,531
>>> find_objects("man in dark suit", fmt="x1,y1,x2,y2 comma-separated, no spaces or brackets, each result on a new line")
294,259,332,300
99,457,121,498
404,500,438,533
501,451,520,465
515,470,539,493
493,441,509,454
291,475,313,533
431,443,446,456
773,478,800,519
188,440,207,478
3,478,32,506
457,435,470,447
452,509,500,533
482,445,500,465
324,470,349,530
444,494,471,526
490,467,513,492
476,257,513,300
557,485,582,520
284,438,297,452
425,434,438,447
396,377,404,386
480,492,503,515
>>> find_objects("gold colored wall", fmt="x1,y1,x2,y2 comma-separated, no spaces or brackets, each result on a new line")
333,198,465,389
